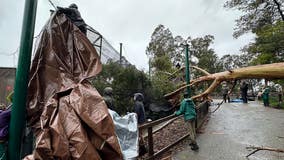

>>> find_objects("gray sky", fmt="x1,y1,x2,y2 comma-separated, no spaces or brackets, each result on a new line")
0,0,254,70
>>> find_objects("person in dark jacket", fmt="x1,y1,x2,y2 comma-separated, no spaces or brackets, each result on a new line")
57,3,87,35
134,93,146,125
0,105,11,160
133,93,147,155
240,81,248,103
103,87,115,110
175,92,199,151
222,83,230,103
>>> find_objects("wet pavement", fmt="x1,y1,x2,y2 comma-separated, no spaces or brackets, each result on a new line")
173,100,284,160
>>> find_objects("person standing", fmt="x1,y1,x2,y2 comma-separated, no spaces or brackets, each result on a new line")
262,86,270,107
240,81,248,103
275,84,283,107
133,93,147,155
175,92,199,151
222,83,230,103
0,105,11,160
57,3,87,35
103,87,115,110
134,93,146,125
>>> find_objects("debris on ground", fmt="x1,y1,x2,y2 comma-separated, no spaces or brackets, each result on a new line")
246,146,284,157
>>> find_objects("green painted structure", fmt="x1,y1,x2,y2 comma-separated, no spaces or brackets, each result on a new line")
8,0,38,159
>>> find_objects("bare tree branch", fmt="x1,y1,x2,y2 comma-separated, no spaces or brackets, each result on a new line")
191,66,210,76
246,146,284,157
169,65,210,79
273,0,284,21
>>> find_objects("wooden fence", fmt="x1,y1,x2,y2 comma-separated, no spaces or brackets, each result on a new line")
138,101,210,160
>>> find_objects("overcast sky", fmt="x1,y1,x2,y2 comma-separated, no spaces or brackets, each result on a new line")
0,0,254,70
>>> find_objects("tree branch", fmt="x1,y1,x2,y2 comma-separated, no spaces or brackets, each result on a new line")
273,0,284,21
192,66,210,76
165,62,284,101
192,78,222,99
246,146,284,157
169,65,210,79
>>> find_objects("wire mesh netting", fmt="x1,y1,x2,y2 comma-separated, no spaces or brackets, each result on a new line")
86,26,131,65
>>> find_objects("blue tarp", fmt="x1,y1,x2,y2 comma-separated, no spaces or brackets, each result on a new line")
230,99,243,103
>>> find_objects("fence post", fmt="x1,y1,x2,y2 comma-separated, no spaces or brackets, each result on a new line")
8,0,38,159
148,127,154,159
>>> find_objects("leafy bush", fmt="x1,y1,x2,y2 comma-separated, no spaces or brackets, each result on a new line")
92,61,151,115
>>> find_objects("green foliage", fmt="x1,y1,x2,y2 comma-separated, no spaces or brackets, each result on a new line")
145,25,178,106
146,24,175,58
270,95,284,108
150,72,176,105
189,35,222,74
246,21,284,64
92,61,151,115
151,55,173,72
219,53,252,71
225,0,284,65
224,0,284,38
146,25,222,105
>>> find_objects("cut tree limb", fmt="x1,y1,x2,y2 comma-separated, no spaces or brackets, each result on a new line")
246,146,284,157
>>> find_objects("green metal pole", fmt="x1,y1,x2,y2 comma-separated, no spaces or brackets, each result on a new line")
149,58,151,77
185,44,191,97
119,43,122,65
8,0,38,159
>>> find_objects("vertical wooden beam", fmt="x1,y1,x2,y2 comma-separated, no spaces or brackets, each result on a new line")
148,127,154,159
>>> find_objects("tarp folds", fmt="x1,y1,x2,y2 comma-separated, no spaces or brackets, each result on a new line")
26,11,123,159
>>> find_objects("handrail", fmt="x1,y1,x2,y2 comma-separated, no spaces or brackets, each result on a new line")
138,114,179,130
196,101,210,110
138,101,210,160
139,101,209,131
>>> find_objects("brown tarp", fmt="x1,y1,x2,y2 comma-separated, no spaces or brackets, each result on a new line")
26,12,123,159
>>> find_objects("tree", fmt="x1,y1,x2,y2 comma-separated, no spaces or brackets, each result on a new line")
146,25,182,105
224,0,284,38
146,24,175,71
173,35,186,66
219,53,251,71
189,35,220,74
92,61,151,115
245,21,284,64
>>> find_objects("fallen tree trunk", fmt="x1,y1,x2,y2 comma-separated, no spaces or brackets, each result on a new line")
165,62,284,101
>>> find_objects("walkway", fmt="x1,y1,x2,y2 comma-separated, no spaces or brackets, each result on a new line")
173,100,284,160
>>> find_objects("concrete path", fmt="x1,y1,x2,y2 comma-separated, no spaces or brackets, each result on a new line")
173,100,284,160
